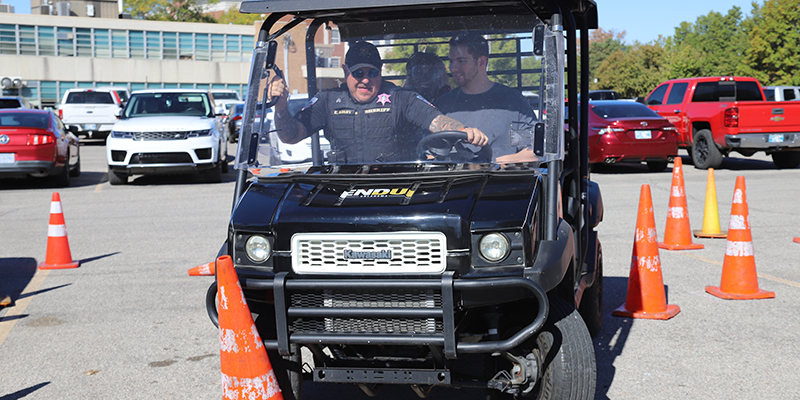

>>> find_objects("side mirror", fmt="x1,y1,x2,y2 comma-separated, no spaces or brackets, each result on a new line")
215,105,226,116
114,108,123,118
67,125,78,134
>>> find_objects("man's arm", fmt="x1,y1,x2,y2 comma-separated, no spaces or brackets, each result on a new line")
268,76,310,144
429,114,489,147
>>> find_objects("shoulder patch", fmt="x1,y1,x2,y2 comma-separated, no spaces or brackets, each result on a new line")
301,96,319,111
416,94,434,107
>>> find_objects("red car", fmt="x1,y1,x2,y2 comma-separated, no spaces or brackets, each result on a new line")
587,100,678,172
0,109,80,186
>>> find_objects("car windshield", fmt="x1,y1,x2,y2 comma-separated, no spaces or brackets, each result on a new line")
213,92,240,100
236,11,565,174
124,92,212,118
66,91,115,104
0,112,49,129
590,103,660,119
0,99,22,109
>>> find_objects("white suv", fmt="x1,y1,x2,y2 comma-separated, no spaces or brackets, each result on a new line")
106,89,228,185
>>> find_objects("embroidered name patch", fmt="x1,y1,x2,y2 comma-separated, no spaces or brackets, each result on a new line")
365,108,391,114
334,109,355,115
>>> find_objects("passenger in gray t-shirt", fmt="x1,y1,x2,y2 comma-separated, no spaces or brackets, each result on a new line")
434,33,536,160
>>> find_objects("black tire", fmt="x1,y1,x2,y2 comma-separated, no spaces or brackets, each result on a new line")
487,295,596,400
771,152,800,169
108,168,128,185
646,160,668,172
51,159,71,188
205,162,223,183
691,129,722,170
228,129,238,144
220,143,229,173
578,244,603,338
70,158,81,177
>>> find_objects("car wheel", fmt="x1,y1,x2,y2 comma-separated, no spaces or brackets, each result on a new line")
221,143,229,173
486,295,596,400
228,129,237,144
52,157,71,187
646,160,669,172
205,163,223,183
578,243,602,338
70,157,81,178
691,129,722,170
771,151,800,169
108,168,128,185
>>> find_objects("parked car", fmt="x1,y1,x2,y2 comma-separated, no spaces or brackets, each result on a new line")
267,93,331,163
583,90,621,101
645,76,800,169
0,96,32,109
58,88,124,139
587,100,678,171
763,86,800,102
106,89,229,185
226,102,244,143
0,109,80,186
210,89,242,108
96,86,131,106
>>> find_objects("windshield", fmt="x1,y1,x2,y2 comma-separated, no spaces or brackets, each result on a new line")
0,112,49,129
123,92,212,118
236,12,565,174
590,103,660,119
213,92,240,100
66,91,114,104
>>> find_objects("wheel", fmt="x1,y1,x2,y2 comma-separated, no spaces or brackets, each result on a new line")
691,129,722,169
108,168,128,185
486,295,596,400
578,243,603,338
205,162,223,183
51,157,71,187
228,128,238,143
417,131,493,163
70,158,81,177
255,313,304,400
771,152,800,169
646,160,668,172
220,143,229,173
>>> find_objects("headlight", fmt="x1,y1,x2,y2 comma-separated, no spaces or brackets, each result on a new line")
245,235,271,263
186,129,212,137
111,131,133,138
479,233,510,262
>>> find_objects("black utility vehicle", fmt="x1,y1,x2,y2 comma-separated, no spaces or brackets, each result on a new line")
207,0,603,398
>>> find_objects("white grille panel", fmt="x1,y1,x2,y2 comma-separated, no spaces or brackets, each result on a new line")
291,232,447,274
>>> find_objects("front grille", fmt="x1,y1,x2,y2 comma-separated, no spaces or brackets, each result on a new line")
289,288,442,335
129,152,193,164
291,232,447,274
133,131,189,141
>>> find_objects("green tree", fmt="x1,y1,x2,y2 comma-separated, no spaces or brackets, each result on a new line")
745,0,800,85
670,6,750,76
125,0,216,22
585,28,627,90
594,44,665,98
217,5,264,25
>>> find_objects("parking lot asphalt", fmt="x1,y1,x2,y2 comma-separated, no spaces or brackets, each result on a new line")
1,142,799,399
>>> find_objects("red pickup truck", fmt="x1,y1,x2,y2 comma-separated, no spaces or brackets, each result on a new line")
644,76,800,169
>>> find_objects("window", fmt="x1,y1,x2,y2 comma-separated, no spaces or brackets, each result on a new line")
784,89,797,101
226,34,240,62
590,103,660,119
179,32,193,59
66,90,114,104
163,32,177,59
736,82,762,101
59,82,76,102
146,31,161,59
130,82,146,91
19,25,36,56
94,29,110,58
111,30,127,58
763,88,775,101
691,82,717,102
242,36,254,61
211,34,224,61
330,28,340,44
129,30,144,59
195,33,209,61
76,28,92,57
40,81,58,105
646,84,668,105
56,27,72,57
0,24,16,55
665,82,688,105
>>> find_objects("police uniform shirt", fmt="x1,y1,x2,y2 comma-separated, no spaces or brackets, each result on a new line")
296,81,442,164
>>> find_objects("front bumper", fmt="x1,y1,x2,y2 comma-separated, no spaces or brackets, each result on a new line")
107,136,219,174
726,132,800,149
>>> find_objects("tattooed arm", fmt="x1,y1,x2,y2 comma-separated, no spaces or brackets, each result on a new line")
268,76,310,145
429,114,488,146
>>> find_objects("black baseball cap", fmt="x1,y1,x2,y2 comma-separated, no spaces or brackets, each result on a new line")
345,41,383,72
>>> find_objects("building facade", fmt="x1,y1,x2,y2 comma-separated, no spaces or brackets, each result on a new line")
0,13,255,108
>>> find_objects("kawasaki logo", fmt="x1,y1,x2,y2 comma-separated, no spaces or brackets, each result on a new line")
343,249,393,260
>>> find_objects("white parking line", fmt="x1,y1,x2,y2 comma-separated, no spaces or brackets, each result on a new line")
679,252,800,289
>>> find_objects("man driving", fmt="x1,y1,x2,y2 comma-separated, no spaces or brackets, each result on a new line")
268,41,488,164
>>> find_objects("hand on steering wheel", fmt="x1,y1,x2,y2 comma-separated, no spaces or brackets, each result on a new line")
416,131,493,163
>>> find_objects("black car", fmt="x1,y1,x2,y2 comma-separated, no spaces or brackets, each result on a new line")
208,1,603,399
226,102,245,143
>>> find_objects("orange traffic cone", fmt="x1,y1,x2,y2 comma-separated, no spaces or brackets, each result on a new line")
188,261,215,276
693,168,727,238
613,185,680,320
217,255,283,400
0,295,12,308
706,177,775,300
794,237,800,244
658,158,704,250
39,193,79,270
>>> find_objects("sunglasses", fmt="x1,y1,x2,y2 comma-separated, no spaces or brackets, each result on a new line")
350,68,381,79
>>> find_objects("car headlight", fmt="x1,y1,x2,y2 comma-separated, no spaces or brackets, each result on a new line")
111,131,133,138
479,233,510,262
186,129,212,137
245,235,271,263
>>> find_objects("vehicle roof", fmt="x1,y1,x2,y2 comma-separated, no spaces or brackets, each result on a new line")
0,108,50,114
210,89,239,92
96,86,130,91
662,76,760,83
130,89,210,95
241,0,598,29
64,88,117,93
587,100,648,107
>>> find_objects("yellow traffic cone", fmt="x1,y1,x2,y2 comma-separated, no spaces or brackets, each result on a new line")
693,168,727,239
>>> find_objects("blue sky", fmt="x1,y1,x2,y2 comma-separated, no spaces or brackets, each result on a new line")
3,0,761,42
598,0,761,44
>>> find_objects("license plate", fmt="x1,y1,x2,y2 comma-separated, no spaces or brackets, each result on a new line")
84,124,97,131
0,153,14,163
768,134,785,143
635,130,652,139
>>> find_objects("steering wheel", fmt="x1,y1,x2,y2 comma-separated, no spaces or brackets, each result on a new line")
416,131,493,163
